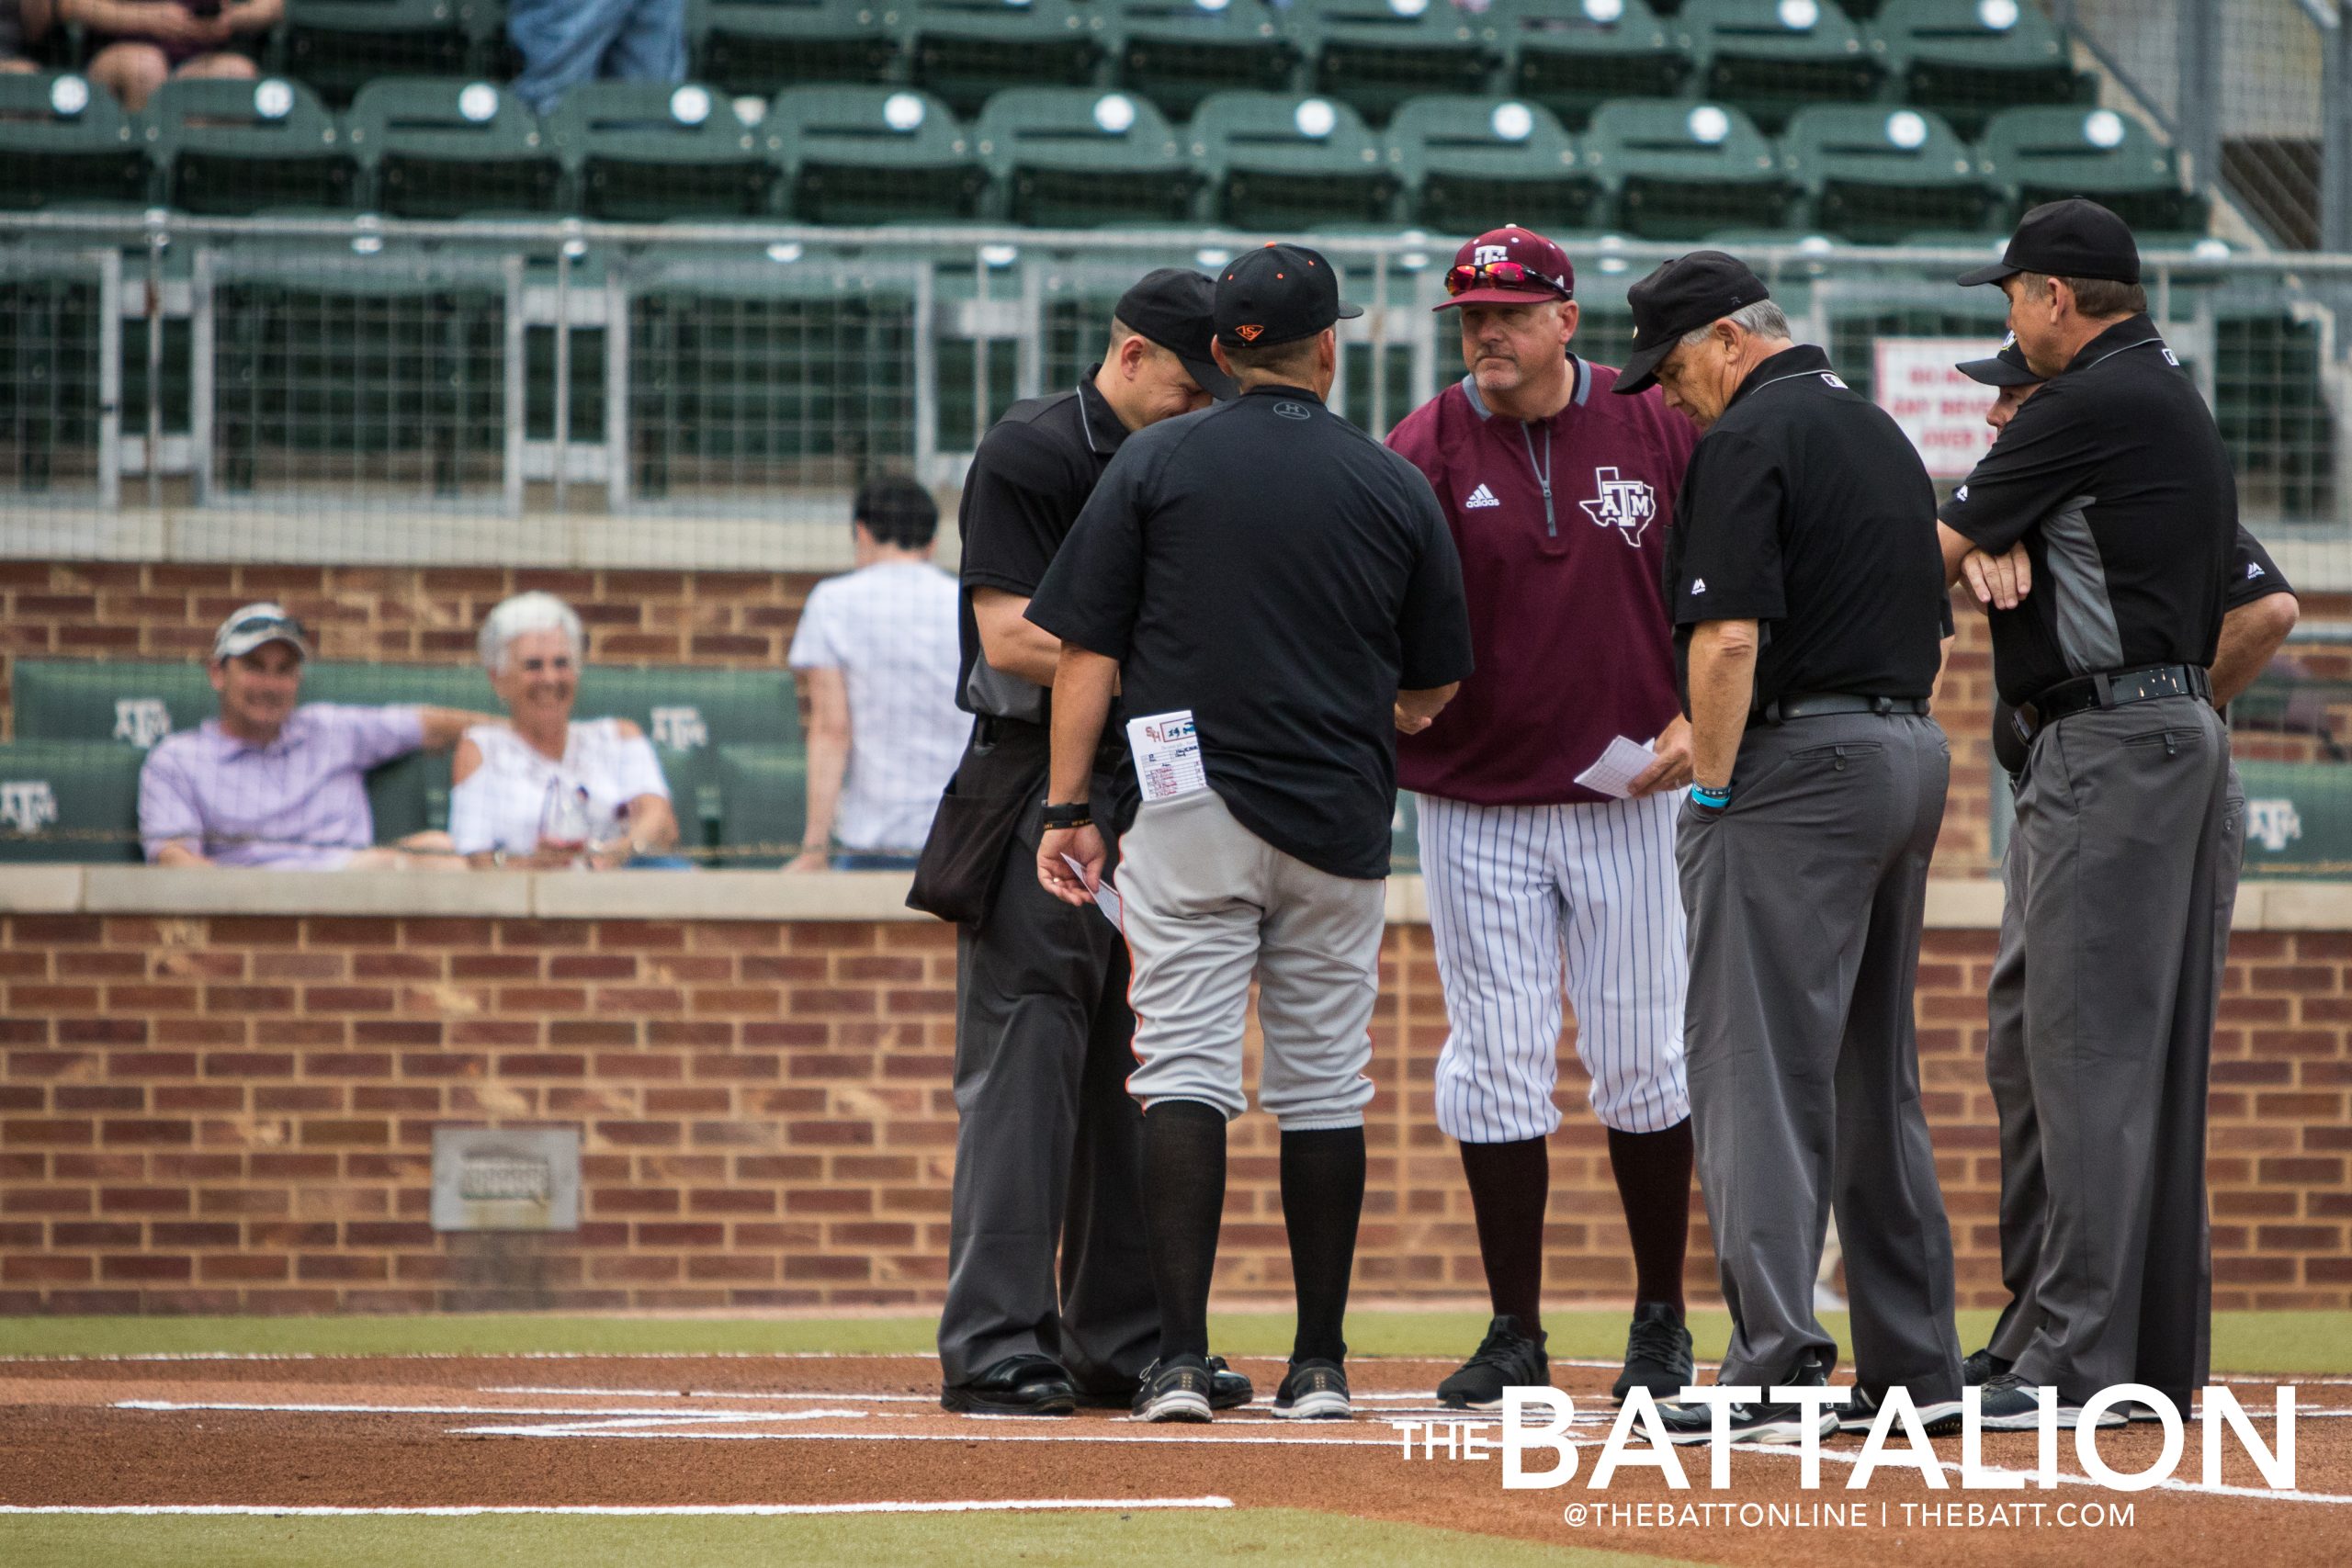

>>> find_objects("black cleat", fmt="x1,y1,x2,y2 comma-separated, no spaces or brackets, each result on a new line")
1612,1302,1696,1404
1436,1314,1550,1412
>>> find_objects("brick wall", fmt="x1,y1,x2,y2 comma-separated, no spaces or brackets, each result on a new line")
2,906,2345,1315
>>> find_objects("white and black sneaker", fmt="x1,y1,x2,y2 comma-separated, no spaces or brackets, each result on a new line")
1436,1314,1549,1412
1974,1372,2126,1431
1961,1348,2012,1386
1838,1385,1965,1437
1132,1354,1215,1424
1655,1357,1839,1446
1271,1357,1352,1420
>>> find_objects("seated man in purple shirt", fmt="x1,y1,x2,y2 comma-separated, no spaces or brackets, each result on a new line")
138,604,493,868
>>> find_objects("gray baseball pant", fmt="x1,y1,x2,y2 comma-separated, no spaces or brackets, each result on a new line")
1679,712,1964,1400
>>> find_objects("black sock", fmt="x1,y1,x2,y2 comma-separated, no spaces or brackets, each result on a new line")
1607,1119,1694,1318
1458,1136,1548,1335
1280,1125,1365,1365
1142,1100,1227,1362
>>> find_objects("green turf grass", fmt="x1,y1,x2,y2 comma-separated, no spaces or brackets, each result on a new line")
0,1510,1706,1568
2,1309,2346,1374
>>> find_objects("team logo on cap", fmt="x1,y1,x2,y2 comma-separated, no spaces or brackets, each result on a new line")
1235,323,1264,343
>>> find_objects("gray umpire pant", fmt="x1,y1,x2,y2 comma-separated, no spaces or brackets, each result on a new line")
936,735,1158,1393
1679,712,1963,1399
1985,700,2232,1405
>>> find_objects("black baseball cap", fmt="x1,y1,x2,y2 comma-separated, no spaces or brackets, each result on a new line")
1115,267,1238,401
1957,197,2141,288
1956,331,2043,389
1214,243,1362,351
1612,250,1771,396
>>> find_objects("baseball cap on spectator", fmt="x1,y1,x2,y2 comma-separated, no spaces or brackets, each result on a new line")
1957,197,2141,288
1436,226,1575,310
1214,243,1363,350
1956,332,2043,388
1612,250,1772,396
1116,267,1238,400
212,603,311,662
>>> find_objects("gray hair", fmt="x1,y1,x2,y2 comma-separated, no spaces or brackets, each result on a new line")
478,591,583,675
1679,299,1793,347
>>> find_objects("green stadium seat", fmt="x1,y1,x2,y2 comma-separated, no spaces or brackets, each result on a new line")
1683,0,1882,135
2233,761,2352,876
1297,0,1502,128
345,77,564,218
1875,0,2085,140
1977,105,2206,235
1779,104,1993,243
0,73,150,210
142,77,362,215
574,666,800,746
900,0,1112,119
1490,0,1694,132
657,743,724,854
283,0,487,109
716,742,809,868
977,88,1193,227
1387,95,1597,235
1581,98,1788,238
300,662,501,711
10,660,215,748
770,85,985,223
696,0,901,97
1108,0,1303,122
544,81,777,220
1188,90,1396,230
0,741,143,863
362,747,455,840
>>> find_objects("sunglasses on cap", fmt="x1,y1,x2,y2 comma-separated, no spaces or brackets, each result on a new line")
1443,260,1568,298
225,613,307,640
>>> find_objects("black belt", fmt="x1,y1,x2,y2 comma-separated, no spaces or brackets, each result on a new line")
2016,663,2210,742
1748,692,1930,728
973,712,1125,772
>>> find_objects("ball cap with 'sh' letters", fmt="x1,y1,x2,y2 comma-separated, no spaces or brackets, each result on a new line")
1957,197,2141,288
1115,266,1238,400
1611,250,1772,396
1214,243,1363,350
1435,225,1575,310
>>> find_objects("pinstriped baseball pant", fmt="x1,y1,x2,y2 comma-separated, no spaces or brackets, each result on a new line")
1420,790,1692,1142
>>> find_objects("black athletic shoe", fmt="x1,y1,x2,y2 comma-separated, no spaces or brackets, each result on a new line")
1974,1372,2125,1430
1837,1385,1965,1437
1961,1348,2013,1386
1656,1357,1837,1446
1079,1356,1254,1412
1436,1315,1550,1412
941,1353,1078,1416
1612,1302,1696,1404
1133,1355,1215,1423
1271,1357,1351,1420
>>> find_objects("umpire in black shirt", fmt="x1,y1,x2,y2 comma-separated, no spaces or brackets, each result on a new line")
1025,244,1475,1423
1939,199,2237,1426
920,268,1253,1417
1611,253,1965,1444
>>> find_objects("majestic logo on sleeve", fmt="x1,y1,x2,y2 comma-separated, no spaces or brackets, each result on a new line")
1578,467,1657,546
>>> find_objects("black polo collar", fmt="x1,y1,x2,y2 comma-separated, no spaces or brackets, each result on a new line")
1076,366,1129,456
2062,313,2167,377
1724,343,1838,413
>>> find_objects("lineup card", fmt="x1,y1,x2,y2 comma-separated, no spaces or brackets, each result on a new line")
1573,735,1658,800
1125,709,1208,803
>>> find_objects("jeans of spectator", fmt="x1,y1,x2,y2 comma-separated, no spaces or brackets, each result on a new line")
507,0,686,117
831,852,922,872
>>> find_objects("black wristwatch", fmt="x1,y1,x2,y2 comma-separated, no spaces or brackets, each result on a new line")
1041,799,1093,831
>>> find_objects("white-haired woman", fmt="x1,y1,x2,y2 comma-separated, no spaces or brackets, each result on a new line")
448,592,680,868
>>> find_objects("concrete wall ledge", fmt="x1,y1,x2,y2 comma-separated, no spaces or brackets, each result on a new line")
0,867,2338,930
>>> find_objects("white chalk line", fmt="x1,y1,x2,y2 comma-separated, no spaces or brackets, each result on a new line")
1724,1434,2352,1506
0,1497,1236,1518
450,1426,1399,1447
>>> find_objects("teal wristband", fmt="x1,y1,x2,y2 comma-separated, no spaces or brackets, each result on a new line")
1690,784,1731,809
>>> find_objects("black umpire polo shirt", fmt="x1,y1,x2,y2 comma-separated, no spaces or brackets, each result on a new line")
1663,344,1948,713
954,369,1129,723
1025,383,1476,881
1939,314,2235,707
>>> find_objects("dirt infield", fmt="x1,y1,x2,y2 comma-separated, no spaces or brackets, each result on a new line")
1,1352,2346,1564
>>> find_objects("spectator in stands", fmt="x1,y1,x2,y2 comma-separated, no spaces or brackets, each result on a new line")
2,0,56,72
140,603,485,868
505,0,684,118
449,592,683,869
786,475,967,873
61,0,281,113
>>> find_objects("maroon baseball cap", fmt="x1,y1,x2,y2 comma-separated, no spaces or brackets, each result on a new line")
1435,226,1575,310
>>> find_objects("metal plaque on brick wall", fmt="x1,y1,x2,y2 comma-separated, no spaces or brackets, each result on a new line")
430,1127,581,1232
